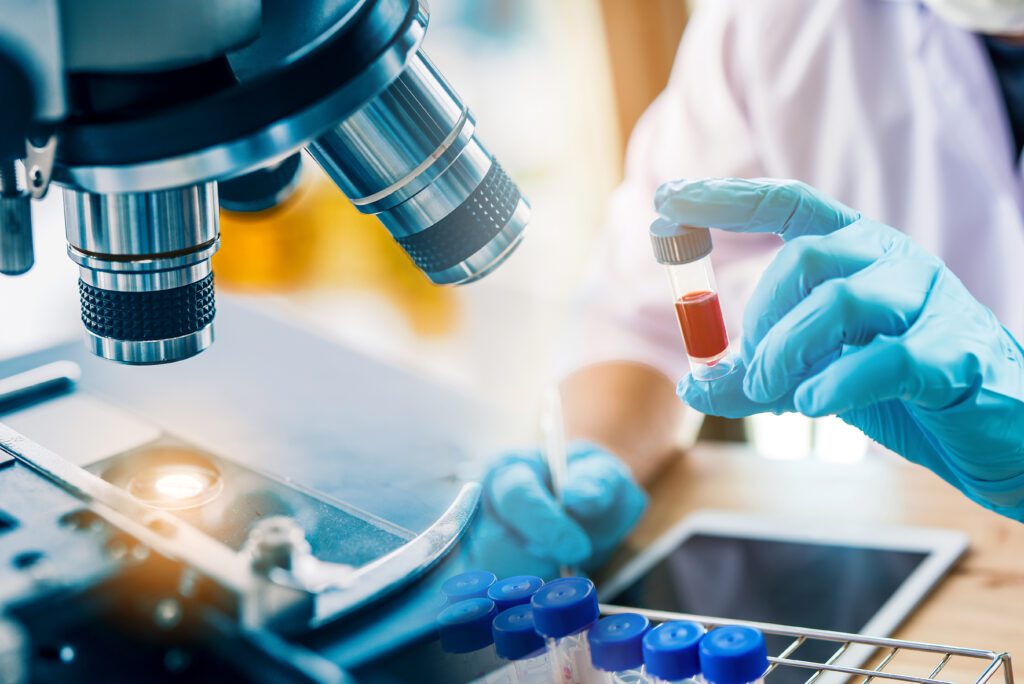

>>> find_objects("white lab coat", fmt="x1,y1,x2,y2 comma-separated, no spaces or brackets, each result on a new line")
571,0,1024,383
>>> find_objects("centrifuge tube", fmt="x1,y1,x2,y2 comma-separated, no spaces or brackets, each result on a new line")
531,577,603,683
442,570,498,605
487,575,545,612
493,604,552,683
588,613,652,683
650,218,734,381
437,597,503,681
698,626,769,684
642,621,705,684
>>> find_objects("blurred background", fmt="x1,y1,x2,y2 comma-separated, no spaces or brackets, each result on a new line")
0,0,866,465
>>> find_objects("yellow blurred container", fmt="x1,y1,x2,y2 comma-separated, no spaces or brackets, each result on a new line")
215,167,458,336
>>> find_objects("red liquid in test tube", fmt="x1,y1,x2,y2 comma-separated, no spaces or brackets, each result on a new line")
651,218,735,379
675,290,728,363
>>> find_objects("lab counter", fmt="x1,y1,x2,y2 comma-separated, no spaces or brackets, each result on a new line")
608,444,1024,682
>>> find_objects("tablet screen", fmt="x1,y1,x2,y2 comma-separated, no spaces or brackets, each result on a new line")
605,533,929,683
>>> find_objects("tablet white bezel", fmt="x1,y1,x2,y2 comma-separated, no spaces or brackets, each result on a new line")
599,509,968,676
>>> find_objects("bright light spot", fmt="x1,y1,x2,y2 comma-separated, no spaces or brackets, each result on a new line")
125,458,222,510
749,413,812,460
813,416,868,463
153,472,207,500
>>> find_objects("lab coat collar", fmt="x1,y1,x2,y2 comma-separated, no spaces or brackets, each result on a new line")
916,6,1024,199
854,1,1019,185
879,0,982,51
879,0,932,52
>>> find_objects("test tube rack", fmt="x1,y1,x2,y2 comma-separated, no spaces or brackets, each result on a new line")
601,604,1014,684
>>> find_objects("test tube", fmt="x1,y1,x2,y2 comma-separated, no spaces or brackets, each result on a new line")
642,621,706,684
588,613,652,683
437,597,502,681
650,218,734,381
487,575,545,612
493,604,551,683
698,626,769,684
442,570,499,605
531,577,602,683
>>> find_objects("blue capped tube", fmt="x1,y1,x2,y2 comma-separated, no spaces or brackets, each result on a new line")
589,613,653,683
493,604,550,683
487,575,545,612
531,577,602,683
437,597,502,681
643,621,706,684
441,570,498,604
699,626,769,684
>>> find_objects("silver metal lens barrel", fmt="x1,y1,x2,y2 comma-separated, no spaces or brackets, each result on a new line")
307,50,530,285
63,183,219,364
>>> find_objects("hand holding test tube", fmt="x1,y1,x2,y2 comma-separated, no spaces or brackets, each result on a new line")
659,177,1024,523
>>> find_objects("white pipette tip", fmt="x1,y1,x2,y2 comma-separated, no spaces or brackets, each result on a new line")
540,384,572,576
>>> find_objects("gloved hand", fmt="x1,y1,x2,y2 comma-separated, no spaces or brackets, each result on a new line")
656,177,1024,520
463,443,647,578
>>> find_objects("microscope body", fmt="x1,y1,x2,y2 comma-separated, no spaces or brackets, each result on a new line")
0,6,528,682
0,0,529,364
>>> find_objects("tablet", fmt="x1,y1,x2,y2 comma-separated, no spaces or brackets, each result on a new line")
599,510,967,683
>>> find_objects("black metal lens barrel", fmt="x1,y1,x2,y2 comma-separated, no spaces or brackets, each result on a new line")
0,161,33,276
218,153,303,213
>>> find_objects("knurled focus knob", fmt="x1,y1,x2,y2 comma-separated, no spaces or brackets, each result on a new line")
78,274,216,364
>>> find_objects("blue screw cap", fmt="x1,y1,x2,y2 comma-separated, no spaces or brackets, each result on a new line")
588,613,651,672
492,604,546,660
643,621,706,680
437,598,499,654
487,575,545,611
699,626,769,684
530,577,599,639
441,570,497,603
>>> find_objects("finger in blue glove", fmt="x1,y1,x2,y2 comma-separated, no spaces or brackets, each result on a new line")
485,456,593,566
561,444,649,570
481,444,648,575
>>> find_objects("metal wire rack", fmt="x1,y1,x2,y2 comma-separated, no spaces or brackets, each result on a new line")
601,604,1014,684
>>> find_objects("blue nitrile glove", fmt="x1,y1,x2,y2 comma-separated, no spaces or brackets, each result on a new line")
656,177,1024,521
463,443,648,578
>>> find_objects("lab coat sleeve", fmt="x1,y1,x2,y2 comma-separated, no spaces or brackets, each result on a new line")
562,0,783,382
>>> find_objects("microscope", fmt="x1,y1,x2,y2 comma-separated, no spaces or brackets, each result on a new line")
0,0,528,364
0,1,529,681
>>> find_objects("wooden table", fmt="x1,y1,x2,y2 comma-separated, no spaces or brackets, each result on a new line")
608,444,1024,682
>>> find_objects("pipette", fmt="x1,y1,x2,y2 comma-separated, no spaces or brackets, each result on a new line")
540,385,571,577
